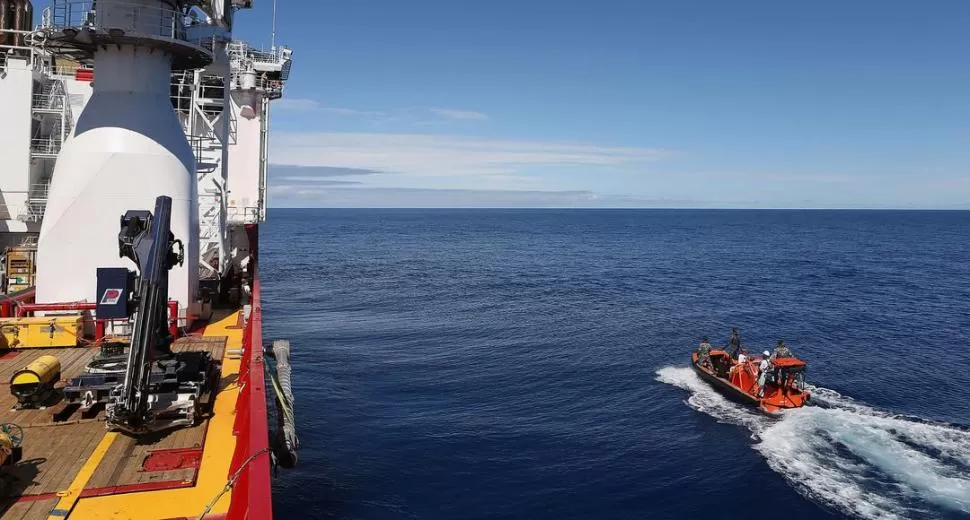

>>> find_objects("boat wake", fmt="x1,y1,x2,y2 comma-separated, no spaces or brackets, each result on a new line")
656,366,970,520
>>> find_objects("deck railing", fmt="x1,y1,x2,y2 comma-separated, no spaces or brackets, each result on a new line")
30,137,61,157
227,206,263,225
32,93,66,111
48,0,188,41
227,40,288,65
0,288,36,318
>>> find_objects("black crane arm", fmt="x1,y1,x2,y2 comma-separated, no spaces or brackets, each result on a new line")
107,196,185,432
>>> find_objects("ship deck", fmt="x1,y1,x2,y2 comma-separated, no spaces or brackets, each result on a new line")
0,309,247,519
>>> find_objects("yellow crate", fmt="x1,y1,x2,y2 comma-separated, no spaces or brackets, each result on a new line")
0,316,82,349
4,247,36,292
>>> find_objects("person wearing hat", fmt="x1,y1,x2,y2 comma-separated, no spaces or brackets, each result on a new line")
757,350,773,397
697,335,713,369
771,339,792,361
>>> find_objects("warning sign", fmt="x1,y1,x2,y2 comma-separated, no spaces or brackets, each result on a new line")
100,288,123,305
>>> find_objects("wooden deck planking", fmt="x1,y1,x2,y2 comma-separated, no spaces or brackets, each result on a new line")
0,346,106,503
84,420,206,489
0,497,58,520
172,335,227,358
0,335,229,513
33,422,106,493
83,336,227,490
0,420,107,500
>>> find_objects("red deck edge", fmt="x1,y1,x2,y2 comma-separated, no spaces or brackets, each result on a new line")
226,223,273,520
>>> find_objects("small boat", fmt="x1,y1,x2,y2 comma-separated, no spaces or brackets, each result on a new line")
691,343,810,415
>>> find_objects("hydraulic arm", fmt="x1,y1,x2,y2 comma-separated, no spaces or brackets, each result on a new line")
106,196,182,431
101,195,215,434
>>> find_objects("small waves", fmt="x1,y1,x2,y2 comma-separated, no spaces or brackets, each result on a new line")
656,366,970,520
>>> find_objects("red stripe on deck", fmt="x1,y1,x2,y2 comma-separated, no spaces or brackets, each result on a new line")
13,492,59,503
79,479,193,498
141,447,204,472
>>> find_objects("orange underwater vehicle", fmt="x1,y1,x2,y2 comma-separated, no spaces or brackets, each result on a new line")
691,335,810,415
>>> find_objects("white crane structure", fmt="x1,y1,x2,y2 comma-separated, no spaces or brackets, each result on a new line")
0,0,292,321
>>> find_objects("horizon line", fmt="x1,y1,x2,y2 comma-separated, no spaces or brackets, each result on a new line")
265,206,970,211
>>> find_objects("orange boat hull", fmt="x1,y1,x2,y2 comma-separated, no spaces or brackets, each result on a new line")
691,350,809,416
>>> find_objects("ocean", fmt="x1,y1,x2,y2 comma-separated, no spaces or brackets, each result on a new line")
260,209,970,520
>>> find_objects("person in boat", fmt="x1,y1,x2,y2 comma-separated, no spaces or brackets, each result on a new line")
737,349,748,364
771,339,792,360
757,350,772,397
697,336,713,369
728,328,741,359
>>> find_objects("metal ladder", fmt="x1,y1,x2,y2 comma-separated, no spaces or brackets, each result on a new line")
21,79,73,222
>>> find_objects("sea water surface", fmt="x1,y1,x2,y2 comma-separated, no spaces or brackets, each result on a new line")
261,209,970,520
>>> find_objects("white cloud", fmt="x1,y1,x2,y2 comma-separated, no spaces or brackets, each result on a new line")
268,186,596,208
428,108,489,121
269,132,671,178
270,101,490,125
320,107,388,117
661,170,861,185
270,100,387,117
265,186,724,208
273,98,320,111
268,165,382,178
273,177,364,185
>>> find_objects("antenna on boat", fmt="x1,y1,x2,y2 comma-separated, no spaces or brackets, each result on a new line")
271,0,278,53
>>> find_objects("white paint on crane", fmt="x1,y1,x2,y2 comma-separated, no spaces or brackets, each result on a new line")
36,46,199,310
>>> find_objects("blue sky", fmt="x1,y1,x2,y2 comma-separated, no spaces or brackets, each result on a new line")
231,1,970,208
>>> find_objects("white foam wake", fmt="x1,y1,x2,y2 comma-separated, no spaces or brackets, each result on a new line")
656,366,970,520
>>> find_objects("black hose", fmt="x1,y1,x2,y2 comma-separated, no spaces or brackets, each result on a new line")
85,356,127,374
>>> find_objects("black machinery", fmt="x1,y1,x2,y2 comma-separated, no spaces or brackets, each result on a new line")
0,422,24,498
63,196,218,434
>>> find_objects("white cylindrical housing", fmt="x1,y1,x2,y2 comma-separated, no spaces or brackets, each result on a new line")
36,46,199,310
240,70,256,90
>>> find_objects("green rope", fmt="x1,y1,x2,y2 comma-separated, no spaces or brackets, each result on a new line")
196,447,271,520
267,369,294,425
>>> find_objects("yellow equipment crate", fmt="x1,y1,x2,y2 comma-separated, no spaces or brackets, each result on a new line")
0,316,83,349
4,247,36,293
